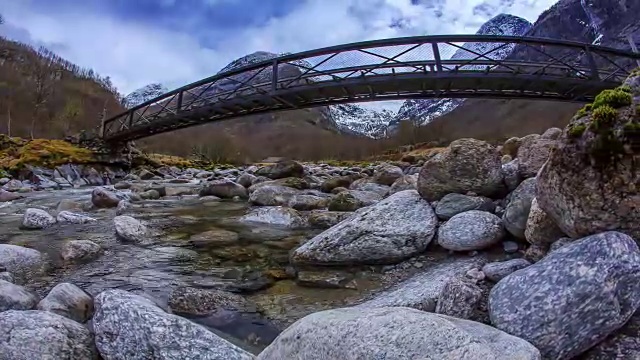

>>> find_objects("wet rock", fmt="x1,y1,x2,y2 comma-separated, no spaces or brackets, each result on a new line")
165,186,196,197
0,279,38,311
255,177,310,190
256,160,304,179
115,200,131,215
144,184,166,197
524,198,565,245
236,173,257,188
292,190,437,266
60,240,102,263
417,138,504,201
0,310,98,359
348,179,390,197
56,198,84,212
257,307,540,360
139,189,161,200
0,189,22,202
359,257,486,311
199,179,248,199
373,164,404,186
21,208,56,229
189,229,240,247
296,270,356,289
114,215,149,243
482,258,531,282
435,277,483,320
91,187,123,208
240,207,307,228
327,190,382,212
0,244,45,281
56,211,97,225
320,176,355,193
516,134,556,178
435,193,496,220
93,290,254,359
438,210,505,251
113,181,131,190
502,178,536,239
168,287,253,315
307,210,351,229
138,169,156,180
489,231,640,360
249,185,298,206
288,194,328,211
37,283,93,323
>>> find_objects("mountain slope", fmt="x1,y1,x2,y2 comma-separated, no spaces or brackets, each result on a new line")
388,14,533,132
418,0,640,143
123,83,168,108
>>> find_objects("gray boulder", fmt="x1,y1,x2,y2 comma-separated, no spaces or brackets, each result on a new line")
435,193,496,220
502,178,536,239
93,290,254,360
0,244,45,281
60,240,102,263
37,282,93,323
389,175,417,195
327,190,382,212
236,173,257,188
372,164,404,185
501,159,521,192
91,187,123,208
516,134,556,178
489,231,640,360
0,279,38,311
21,208,56,229
240,207,307,228
249,185,298,206
0,310,98,359
255,160,303,179
438,210,505,251
257,307,540,360
435,277,483,320
291,190,437,266
199,179,248,199
348,179,390,197
56,211,97,225
524,198,565,245
482,258,531,282
114,215,149,243
359,257,486,311
417,138,504,201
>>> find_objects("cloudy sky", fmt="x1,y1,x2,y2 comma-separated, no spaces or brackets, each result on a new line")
0,0,557,98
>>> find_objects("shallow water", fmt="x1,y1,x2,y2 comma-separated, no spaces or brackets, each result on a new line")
0,186,410,353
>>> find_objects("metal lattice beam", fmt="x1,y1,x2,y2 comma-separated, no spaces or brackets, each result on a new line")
102,34,640,142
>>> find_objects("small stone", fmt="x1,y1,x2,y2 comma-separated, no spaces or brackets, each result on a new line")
502,241,519,253
168,287,253,315
91,187,123,208
296,270,356,289
524,244,548,262
240,206,307,228
56,211,97,225
61,240,102,263
435,277,483,320
524,198,565,245
465,268,486,282
437,210,505,251
114,215,149,243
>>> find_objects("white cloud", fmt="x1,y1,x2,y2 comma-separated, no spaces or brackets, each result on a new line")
0,0,557,104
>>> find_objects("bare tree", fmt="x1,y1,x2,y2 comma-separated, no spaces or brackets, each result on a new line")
27,58,58,139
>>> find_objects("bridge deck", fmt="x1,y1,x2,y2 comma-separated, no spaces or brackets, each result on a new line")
103,35,640,142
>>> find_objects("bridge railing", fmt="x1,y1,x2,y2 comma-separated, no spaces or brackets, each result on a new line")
102,35,640,140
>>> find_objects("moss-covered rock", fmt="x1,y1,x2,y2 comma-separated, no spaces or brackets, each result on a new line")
0,136,94,172
536,72,640,239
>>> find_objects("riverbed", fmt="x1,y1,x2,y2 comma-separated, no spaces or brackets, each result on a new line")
0,185,458,353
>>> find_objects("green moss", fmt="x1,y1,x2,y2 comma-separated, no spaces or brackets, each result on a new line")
0,138,94,171
623,121,640,133
617,85,632,94
568,123,587,138
575,104,592,118
631,67,640,77
592,88,633,110
591,105,618,131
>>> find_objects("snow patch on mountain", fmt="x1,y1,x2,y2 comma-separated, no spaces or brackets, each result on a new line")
324,104,395,138
123,83,168,108
387,13,533,133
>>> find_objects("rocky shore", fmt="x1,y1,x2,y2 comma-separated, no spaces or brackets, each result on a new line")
0,73,638,359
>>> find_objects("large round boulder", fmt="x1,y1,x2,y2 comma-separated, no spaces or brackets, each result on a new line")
372,164,404,186
489,231,640,359
417,138,504,201
257,307,540,360
91,187,123,208
255,160,304,179
291,190,437,266
537,79,640,239
438,210,505,251
199,179,247,199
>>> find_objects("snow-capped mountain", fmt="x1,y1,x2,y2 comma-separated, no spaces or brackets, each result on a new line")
387,14,533,132
323,104,395,138
123,83,168,108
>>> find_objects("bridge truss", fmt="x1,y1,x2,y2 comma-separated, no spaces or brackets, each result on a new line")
102,35,640,142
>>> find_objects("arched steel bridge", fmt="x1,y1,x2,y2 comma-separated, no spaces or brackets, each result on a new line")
102,34,640,142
